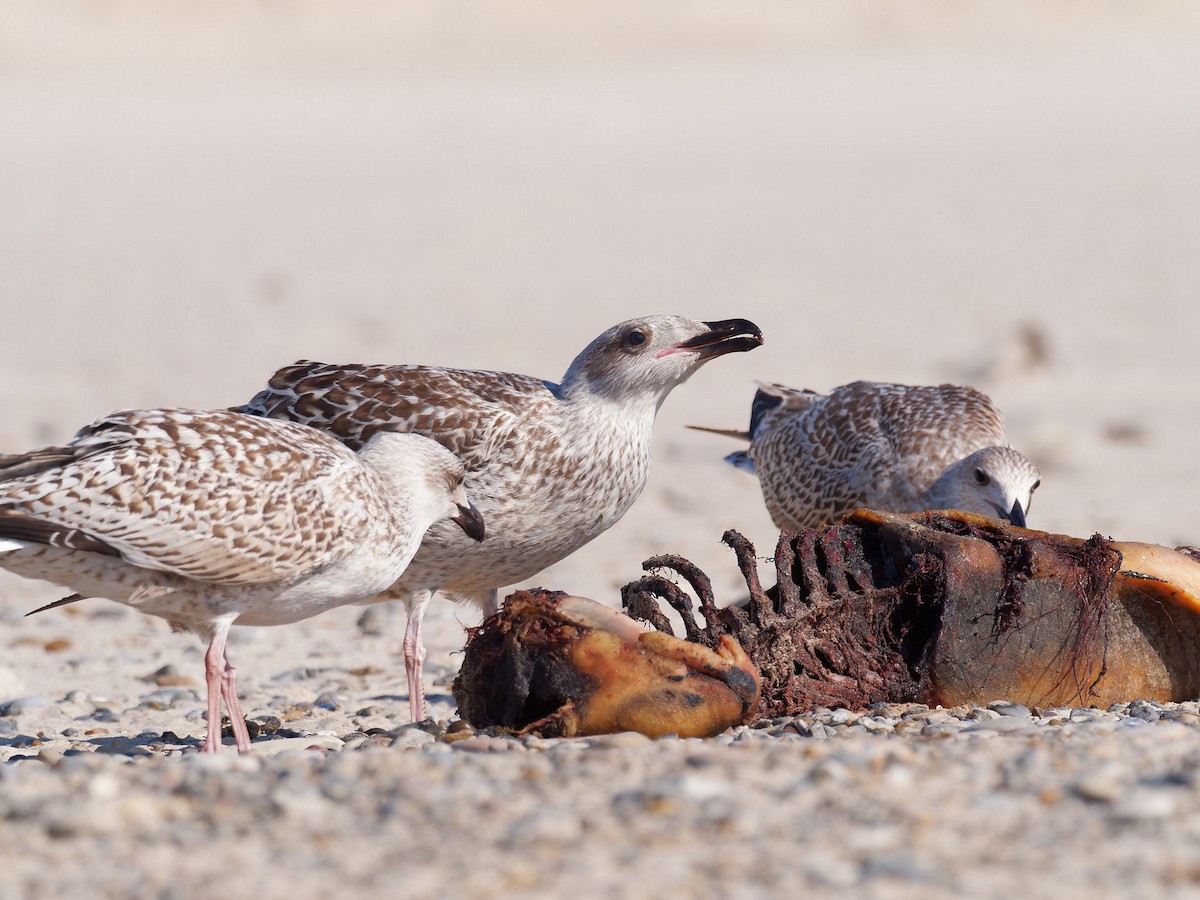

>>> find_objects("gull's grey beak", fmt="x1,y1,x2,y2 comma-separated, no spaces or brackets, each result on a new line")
453,502,486,542
1007,500,1027,529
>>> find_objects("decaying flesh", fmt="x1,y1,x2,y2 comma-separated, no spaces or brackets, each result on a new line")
620,510,1200,713
453,590,760,738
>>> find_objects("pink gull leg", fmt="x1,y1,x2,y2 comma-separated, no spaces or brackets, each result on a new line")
203,619,252,754
403,592,432,722
203,623,231,753
220,659,252,753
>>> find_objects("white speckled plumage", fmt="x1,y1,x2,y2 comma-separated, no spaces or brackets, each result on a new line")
237,315,763,720
0,408,481,752
707,381,1041,531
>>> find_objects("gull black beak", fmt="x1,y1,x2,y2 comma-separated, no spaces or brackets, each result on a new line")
677,318,764,359
453,502,486,542
1007,500,1027,529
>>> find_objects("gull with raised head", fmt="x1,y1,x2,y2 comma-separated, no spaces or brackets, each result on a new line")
238,315,763,721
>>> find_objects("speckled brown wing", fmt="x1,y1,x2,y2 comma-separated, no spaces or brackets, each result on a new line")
753,383,893,528
871,383,1008,490
0,409,377,585
864,384,1012,508
236,361,547,472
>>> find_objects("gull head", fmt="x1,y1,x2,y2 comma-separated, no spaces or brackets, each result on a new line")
927,446,1041,527
359,431,485,542
559,315,763,406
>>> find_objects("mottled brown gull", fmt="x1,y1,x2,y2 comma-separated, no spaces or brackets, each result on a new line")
695,380,1040,531
0,408,484,753
237,315,763,721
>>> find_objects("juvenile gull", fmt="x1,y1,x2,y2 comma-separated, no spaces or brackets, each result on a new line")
695,380,1040,531
0,408,484,753
237,315,763,720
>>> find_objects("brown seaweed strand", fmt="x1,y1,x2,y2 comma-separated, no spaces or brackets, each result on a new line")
1073,534,1121,697
990,539,1035,637
1023,534,1121,704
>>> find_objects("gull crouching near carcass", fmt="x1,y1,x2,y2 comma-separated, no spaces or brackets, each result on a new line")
694,380,1040,531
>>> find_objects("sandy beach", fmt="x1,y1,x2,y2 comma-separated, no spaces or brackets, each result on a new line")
3,3,1200,896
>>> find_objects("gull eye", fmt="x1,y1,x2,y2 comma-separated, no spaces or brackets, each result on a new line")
1031,479,1041,492
973,468,989,486
623,329,648,350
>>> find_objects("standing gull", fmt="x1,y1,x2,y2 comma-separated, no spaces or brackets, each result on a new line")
695,380,1040,531
0,408,484,753
237,315,763,721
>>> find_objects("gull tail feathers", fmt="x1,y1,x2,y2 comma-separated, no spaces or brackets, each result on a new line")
749,381,820,437
686,425,756,473
0,446,83,483
685,425,749,441
26,594,86,616
0,511,122,557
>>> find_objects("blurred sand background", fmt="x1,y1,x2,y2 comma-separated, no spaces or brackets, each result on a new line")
2,2,1200,895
